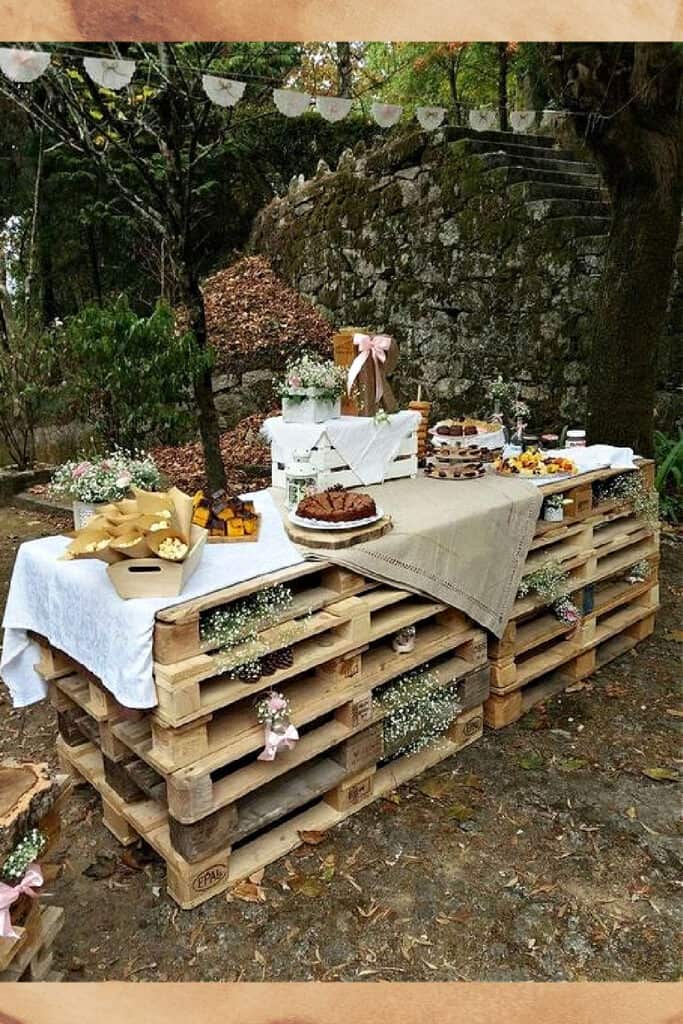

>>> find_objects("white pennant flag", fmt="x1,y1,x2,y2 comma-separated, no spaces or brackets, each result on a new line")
83,57,136,91
0,48,50,83
202,74,246,107
315,96,352,123
416,106,446,131
371,101,402,128
469,109,497,132
273,88,311,118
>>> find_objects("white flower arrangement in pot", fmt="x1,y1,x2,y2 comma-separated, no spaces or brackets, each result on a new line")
542,493,573,523
278,354,347,423
50,449,161,528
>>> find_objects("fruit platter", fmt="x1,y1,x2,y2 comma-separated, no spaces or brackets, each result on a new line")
430,417,506,450
494,451,578,479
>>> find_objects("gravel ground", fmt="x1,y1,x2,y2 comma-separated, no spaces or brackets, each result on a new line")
0,503,680,982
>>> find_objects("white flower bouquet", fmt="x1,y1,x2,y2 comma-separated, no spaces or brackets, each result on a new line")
278,354,347,423
50,449,160,505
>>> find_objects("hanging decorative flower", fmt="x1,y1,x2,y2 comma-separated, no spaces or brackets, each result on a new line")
255,690,299,762
416,105,446,131
83,57,136,91
0,48,50,83
273,88,311,118
371,101,403,128
202,74,246,107
316,95,353,123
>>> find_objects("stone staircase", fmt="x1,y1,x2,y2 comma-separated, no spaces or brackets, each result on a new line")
448,127,612,238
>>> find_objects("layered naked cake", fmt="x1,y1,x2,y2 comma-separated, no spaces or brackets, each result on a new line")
296,487,377,523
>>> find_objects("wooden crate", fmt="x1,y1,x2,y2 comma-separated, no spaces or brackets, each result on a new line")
0,904,64,982
270,427,418,490
534,458,655,528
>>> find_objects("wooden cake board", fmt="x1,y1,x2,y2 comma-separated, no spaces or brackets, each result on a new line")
285,515,393,549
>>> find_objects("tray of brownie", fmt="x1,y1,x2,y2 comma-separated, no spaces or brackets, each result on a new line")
290,485,384,530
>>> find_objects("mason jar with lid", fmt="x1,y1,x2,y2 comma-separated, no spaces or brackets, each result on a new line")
285,449,320,511
566,429,587,448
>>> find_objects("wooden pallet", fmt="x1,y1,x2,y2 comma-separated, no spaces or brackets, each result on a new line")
533,458,655,530
57,693,486,910
0,904,64,982
484,576,659,729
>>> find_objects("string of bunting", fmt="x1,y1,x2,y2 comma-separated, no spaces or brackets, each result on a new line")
0,46,572,133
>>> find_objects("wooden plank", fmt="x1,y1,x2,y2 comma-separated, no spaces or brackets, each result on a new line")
368,598,448,642
284,515,393,549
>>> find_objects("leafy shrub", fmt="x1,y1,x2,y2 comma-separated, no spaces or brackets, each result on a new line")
63,297,207,451
654,428,683,523
0,323,59,469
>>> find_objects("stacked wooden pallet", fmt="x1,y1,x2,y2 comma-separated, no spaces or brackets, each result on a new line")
0,762,67,982
41,561,489,908
484,460,659,729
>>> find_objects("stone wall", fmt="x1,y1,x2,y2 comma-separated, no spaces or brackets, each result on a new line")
251,128,682,430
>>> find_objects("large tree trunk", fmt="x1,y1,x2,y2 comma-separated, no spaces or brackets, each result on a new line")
177,265,227,493
336,43,353,98
587,138,682,455
497,44,509,132
554,43,683,457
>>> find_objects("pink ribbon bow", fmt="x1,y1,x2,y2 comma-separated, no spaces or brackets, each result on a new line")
258,722,299,762
347,333,393,403
0,863,43,939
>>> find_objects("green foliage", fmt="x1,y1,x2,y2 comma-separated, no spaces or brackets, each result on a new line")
654,428,683,523
0,322,59,469
63,297,205,450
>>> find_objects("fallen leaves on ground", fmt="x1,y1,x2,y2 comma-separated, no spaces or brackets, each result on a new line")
298,828,328,845
228,870,267,903
518,751,544,771
289,874,325,898
641,767,679,782
558,757,589,772
82,853,118,880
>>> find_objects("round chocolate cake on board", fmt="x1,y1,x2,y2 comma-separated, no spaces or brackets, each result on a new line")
296,488,377,523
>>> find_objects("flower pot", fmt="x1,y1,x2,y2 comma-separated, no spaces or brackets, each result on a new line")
542,505,564,523
282,389,342,424
72,500,109,530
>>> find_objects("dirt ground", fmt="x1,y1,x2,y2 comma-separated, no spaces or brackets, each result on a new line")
0,503,680,983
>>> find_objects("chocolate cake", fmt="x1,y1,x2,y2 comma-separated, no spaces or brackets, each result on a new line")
297,488,377,523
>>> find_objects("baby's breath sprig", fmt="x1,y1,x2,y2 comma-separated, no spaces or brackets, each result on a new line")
517,560,569,606
201,585,294,651
625,559,651,584
377,667,462,759
1,829,47,884
594,472,660,526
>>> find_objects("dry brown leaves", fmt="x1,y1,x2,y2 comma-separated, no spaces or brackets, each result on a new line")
200,255,333,371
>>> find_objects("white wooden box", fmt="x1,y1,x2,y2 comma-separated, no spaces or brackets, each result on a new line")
271,427,418,489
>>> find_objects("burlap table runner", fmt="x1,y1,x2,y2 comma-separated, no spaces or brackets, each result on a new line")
274,475,542,636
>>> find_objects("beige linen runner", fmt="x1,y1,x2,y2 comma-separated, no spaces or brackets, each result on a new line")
276,476,542,636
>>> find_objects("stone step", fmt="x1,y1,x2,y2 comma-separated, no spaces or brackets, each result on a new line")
509,180,604,203
502,165,602,189
446,126,558,150
477,148,596,176
543,215,613,237
464,136,587,164
526,197,611,220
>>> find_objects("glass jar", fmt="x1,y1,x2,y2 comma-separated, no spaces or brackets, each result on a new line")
285,449,319,511
566,429,586,448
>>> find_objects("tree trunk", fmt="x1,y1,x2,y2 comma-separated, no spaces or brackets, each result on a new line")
336,43,353,98
497,44,509,132
176,265,227,492
447,53,460,124
587,137,682,456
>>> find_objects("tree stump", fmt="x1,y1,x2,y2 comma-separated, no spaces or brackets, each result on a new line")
0,761,56,867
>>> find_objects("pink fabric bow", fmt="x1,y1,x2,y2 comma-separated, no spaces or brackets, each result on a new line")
347,333,393,403
257,722,299,762
0,863,43,939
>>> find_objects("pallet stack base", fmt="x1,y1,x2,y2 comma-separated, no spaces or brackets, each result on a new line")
0,905,64,982
484,460,659,728
41,561,490,909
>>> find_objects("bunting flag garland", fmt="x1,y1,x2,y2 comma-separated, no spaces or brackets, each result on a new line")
83,57,136,90
416,105,446,131
0,48,50,83
0,46,565,137
371,101,403,128
201,74,246,107
273,88,311,117
315,95,353,123
469,108,497,132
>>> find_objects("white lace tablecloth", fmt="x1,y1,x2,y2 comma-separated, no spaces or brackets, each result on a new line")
262,410,421,485
1,491,305,709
